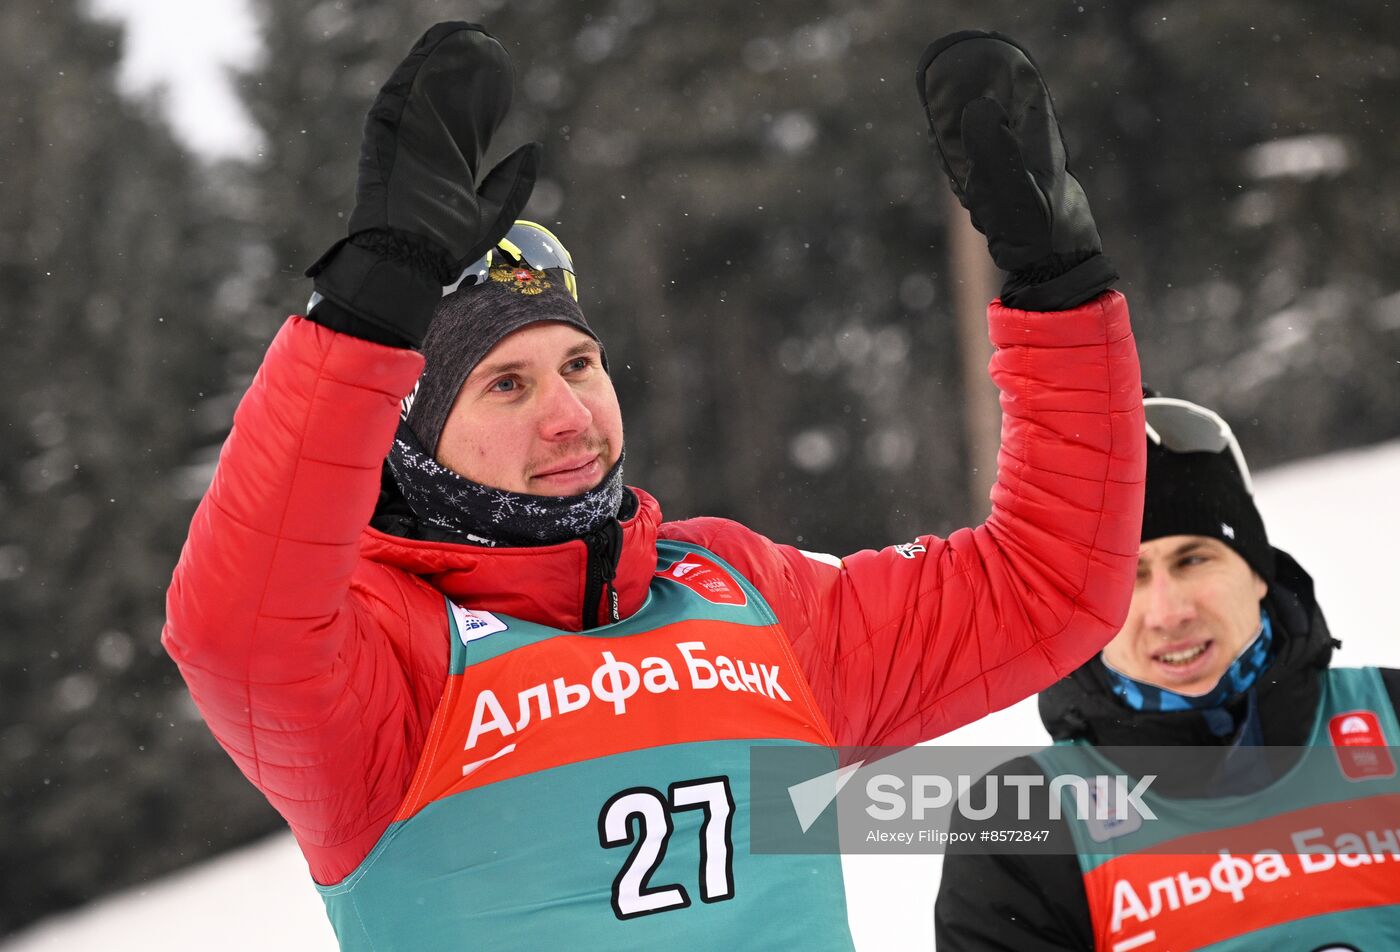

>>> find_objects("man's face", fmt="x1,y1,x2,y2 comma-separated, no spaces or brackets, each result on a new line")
1101,535,1267,696
435,322,623,496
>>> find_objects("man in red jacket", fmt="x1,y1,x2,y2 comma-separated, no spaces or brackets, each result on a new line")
165,25,1143,950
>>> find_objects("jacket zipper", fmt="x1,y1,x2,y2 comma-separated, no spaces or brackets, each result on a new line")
581,517,623,630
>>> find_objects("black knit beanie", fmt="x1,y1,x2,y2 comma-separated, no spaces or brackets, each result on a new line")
405,261,603,455
1142,439,1275,587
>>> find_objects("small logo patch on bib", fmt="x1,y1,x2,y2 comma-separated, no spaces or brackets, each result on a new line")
1328,710,1396,781
657,553,748,606
450,603,508,646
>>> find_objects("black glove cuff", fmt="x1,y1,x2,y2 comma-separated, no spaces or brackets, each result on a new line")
348,229,457,285
306,295,417,348
304,238,442,348
1001,251,1118,312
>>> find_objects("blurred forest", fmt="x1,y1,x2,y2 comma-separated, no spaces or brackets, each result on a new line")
3,0,1398,935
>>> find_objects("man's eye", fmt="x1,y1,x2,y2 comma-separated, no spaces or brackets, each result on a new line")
490,377,518,393
1179,555,1207,568
565,357,591,373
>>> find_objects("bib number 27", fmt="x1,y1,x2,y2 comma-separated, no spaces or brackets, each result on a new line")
598,776,735,919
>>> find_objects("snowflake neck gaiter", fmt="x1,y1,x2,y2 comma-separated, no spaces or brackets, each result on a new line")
385,420,625,547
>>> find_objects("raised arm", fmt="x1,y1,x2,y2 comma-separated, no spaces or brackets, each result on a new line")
673,32,1143,748
798,304,1139,747
163,318,430,879
163,23,538,882
675,289,1141,747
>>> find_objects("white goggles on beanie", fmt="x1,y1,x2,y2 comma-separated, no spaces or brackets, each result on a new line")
1143,397,1255,496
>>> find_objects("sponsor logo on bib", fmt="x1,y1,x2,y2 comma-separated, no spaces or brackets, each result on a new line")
657,553,748,606
450,603,509,646
1328,710,1396,781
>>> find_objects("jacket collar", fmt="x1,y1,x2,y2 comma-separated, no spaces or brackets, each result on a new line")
361,486,662,632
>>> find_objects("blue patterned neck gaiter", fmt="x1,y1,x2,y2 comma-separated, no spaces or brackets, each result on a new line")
1104,612,1275,714
386,420,625,547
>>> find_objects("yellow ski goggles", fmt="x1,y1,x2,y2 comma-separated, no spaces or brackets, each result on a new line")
445,220,578,302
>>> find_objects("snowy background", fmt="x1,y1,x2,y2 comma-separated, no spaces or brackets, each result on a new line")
7,439,1399,951
5,1,1399,947
84,0,261,159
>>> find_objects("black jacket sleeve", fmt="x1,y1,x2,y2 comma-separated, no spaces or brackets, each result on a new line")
934,756,1094,951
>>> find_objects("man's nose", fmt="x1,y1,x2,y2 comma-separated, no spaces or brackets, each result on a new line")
538,374,592,439
1141,573,1194,630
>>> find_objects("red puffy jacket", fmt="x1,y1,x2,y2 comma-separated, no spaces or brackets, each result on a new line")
164,291,1143,886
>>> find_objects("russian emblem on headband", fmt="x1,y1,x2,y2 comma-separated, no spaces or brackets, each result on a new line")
490,263,551,296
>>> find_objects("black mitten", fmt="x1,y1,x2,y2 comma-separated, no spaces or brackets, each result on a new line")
306,22,541,347
917,30,1116,311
